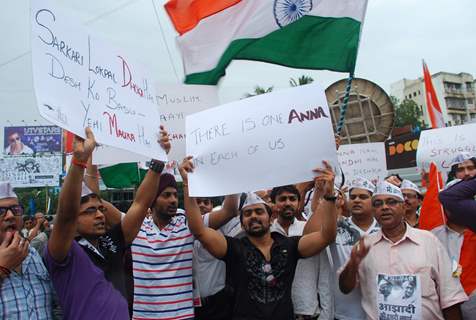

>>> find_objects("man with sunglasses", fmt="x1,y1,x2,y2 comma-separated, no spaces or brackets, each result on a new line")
5,131,34,155
0,181,54,319
339,181,467,320
45,127,170,319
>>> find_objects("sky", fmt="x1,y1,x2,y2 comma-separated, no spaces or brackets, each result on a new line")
0,0,475,132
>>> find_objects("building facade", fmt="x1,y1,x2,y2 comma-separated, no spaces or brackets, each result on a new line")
391,72,476,127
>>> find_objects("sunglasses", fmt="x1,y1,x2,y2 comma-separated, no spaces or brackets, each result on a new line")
80,206,107,215
372,199,402,208
349,194,371,200
0,205,24,217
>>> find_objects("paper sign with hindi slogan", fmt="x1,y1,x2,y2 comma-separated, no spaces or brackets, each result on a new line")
31,0,166,161
186,84,338,197
377,274,422,320
338,142,387,186
417,123,476,171
92,85,219,165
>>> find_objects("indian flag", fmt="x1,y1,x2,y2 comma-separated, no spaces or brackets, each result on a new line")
165,0,368,85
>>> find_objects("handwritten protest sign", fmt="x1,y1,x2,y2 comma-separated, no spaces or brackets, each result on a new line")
338,143,387,186
31,0,166,161
186,84,337,196
92,85,219,165
416,123,476,171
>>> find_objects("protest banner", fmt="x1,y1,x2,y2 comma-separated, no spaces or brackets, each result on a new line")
4,126,62,154
186,84,337,197
416,123,476,171
92,84,219,165
338,142,387,186
31,0,166,161
377,274,422,319
0,155,62,187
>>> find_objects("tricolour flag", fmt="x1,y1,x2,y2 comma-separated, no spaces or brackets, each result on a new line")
422,60,445,128
165,0,368,84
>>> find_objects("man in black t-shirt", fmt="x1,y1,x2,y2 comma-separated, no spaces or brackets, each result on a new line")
179,157,337,320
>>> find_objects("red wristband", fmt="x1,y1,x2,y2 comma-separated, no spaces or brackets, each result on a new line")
72,157,87,169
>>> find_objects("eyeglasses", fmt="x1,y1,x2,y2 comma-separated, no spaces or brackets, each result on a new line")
80,206,107,215
0,205,24,217
372,199,402,208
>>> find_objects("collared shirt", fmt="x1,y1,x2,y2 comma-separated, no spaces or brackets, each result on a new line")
0,247,54,320
221,232,302,320
357,225,467,320
271,218,321,317
432,225,464,262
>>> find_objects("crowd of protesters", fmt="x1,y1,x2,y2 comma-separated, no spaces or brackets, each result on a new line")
0,126,474,320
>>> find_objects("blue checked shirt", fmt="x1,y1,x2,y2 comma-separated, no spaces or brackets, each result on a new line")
0,247,54,319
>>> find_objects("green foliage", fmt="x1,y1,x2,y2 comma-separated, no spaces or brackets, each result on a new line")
289,75,314,87
15,187,59,216
392,96,424,128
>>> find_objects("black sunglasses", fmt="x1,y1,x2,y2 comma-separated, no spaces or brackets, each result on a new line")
0,205,24,217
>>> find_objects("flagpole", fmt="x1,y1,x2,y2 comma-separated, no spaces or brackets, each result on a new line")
336,73,354,135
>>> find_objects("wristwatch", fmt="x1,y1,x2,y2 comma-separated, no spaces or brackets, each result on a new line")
323,194,337,202
149,160,165,174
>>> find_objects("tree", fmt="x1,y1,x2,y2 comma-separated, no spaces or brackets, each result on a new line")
244,86,274,98
289,75,314,87
392,96,424,129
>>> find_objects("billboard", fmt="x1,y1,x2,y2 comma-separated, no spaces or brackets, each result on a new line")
4,126,62,155
0,155,62,187
385,132,420,170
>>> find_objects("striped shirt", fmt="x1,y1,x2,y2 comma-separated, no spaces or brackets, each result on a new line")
0,247,54,319
132,214,194,320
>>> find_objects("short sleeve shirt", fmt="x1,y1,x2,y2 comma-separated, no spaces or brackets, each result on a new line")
44,241,129,320
221,232,302,320
77,223,127,299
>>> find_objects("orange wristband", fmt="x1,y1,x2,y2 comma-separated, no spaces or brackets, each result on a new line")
72,157,87,169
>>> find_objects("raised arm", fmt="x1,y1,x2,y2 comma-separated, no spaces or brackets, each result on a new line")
298,161,337,257
339,238,370,294
439,177,476,232
180,157,228,258
121,126,171,244
48,128,96,262
207,194,239,230
84,156,123,228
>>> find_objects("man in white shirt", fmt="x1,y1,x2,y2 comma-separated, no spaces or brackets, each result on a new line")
328,177,379,320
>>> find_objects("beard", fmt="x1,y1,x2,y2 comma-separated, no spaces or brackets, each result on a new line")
245,220,269,237
279,206,296,220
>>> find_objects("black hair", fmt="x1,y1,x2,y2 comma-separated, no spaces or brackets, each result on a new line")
239,203,273,224
270,185,301,203
447,157,476,182
23,215,34,222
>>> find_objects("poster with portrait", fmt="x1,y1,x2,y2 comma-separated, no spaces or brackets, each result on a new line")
4,126,62,155
377,274,421,320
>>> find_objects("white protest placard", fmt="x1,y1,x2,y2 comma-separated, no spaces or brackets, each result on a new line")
31,0,166,161
338,142,387,186
92,85,219,165
186,84,338,197
416,123,476,171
